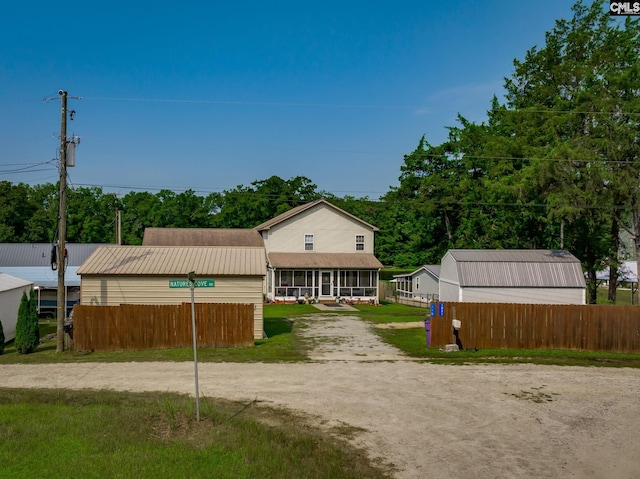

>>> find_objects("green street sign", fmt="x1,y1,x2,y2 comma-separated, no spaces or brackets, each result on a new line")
169,279,215,288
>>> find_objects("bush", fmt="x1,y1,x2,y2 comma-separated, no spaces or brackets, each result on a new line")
0,317,5,355
15,289,39,354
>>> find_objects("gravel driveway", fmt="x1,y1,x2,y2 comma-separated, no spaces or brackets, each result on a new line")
2,313,639,479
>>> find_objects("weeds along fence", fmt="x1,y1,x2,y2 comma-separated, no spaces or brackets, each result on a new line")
430,302,640,353
73,303,254,352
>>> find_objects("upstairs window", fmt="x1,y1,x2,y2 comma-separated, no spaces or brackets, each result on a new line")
305,234,314,251
355,234,365,251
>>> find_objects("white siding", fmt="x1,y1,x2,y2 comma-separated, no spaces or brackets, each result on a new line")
461,287,586,305
80,275,264,339
266,204,375,254
413,270,439,299
439,252,459,283
439,280,461,302
0,285,32,342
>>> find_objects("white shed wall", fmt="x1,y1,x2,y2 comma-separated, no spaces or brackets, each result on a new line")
80,276,264,339
439,281,461,302
267,205,375,253
460,287,586,305
0,285,32,342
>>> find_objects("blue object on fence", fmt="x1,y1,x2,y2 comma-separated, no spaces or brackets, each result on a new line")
439,302,445,316
424,318,431,347
430,303,436,317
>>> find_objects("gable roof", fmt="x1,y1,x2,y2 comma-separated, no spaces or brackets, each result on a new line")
254,199,379,232
0,243,107,267
0,272,33,292
77,246,266,276
143,228,264,247
394,265,441,279
444,249,585,288
0,266,81,288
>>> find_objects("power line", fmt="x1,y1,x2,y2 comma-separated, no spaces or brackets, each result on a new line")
82,96,421,110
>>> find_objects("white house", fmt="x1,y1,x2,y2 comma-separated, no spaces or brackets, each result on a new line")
255,199,383,303
439,249,586,305
0,273,34,342
394,265,440,302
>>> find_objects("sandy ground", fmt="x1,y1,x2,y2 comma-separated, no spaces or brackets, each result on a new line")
2,313,640,479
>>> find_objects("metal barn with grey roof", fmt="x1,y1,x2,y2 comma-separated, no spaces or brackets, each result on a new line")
77,245,267,339
439,249,586,304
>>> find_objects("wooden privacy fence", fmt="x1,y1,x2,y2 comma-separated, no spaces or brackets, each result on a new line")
73,303,254,352
429,302,640,353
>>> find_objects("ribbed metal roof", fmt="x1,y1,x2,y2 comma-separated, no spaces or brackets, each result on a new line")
255,199,379,232
447,250,585,288
77,246,266,276
268,252,383,269
0,272,33,292
0,266,80,288
142,228,264,247
0,243,107,267
448,249,579,263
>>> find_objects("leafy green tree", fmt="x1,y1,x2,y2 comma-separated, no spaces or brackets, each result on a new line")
0,181,40,242
211,176,321,228
67,186,119,243
14,290,39,354
24,183,58,242
120,191,163,244
503,0,640,302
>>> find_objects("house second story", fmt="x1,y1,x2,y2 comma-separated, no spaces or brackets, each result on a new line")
254,199,378,255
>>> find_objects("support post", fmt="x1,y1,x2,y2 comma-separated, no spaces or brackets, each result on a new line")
56,90,68,353
189,271,200,421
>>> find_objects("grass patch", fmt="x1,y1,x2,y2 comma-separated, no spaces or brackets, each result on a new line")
0,388,391,479
0,307,315,364
354,301,426,323
2,301,639,367
353,301,640,368
374,327,640,367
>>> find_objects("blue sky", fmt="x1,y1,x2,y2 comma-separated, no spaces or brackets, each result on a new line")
1,1,579,199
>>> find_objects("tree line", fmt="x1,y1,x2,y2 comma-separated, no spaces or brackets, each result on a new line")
1,1,638,304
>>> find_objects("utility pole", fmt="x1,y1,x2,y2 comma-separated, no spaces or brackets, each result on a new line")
56,90,68,353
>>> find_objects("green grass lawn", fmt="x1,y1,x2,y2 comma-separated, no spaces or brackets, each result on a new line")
355,301,640,367
1,301,639,477
0,388,390,479
1,300,639,367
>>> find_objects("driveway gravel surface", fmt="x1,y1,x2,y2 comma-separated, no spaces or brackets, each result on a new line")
1,313,639,479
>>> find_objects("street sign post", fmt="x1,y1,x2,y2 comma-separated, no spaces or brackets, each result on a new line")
170,279,215,288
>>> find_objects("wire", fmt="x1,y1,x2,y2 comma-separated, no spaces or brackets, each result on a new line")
77,96,640,116
0,159,57,174
82,96,420,110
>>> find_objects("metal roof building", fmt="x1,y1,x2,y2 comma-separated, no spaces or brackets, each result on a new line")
0,273,33,342
393,265,441,303
142,228,264,247
439,249,586,304
0,243,105,267
77,245,267,339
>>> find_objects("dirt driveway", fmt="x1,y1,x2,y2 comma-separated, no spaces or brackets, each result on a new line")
2,313,640,479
